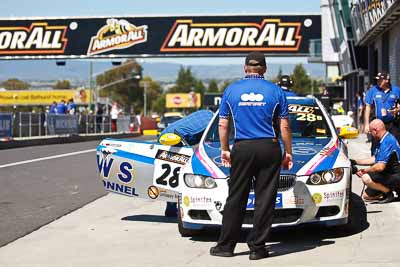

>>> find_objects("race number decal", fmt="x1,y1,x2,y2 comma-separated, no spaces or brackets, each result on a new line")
296,113,322,122
155,163,180,188
153,149,191,190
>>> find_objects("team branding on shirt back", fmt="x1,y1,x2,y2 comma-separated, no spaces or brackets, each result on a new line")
87,19,148,56
0,22,68,54
239,93,266,106
161,19,301,52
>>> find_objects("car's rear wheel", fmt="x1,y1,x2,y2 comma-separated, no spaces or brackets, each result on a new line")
177,203,203,237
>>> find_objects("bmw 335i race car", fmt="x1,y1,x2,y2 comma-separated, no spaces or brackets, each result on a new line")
96,96,353,236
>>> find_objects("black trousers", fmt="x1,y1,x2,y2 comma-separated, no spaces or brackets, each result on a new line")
217,138,282,252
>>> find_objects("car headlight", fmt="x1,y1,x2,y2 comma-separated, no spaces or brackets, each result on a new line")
306,168,345,185
184,174,217,189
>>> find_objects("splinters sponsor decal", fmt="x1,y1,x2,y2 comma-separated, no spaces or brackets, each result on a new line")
0,22,68,54
161,19,302,52
87,18,148,56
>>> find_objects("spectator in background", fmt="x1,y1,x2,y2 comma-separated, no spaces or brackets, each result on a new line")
111,102,122,132
49,101,57,114
320,88,331,113
96,103,104,133
277,75,297,97
356,91,364,132
67,98,76,115
56,100,67,114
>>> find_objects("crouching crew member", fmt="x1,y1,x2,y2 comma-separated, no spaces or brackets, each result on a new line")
210,52,293,260
352,119,400,203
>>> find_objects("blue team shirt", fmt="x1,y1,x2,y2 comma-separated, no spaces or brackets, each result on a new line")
365,85,400,122
219,74,289,140
67,102,76,112
374,132,400,176
56,103,66,114
49,104,57,114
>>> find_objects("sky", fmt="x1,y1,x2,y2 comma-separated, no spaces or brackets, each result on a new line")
0,0,322,65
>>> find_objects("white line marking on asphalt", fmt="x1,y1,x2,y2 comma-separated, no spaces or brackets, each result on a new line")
0,149,96,169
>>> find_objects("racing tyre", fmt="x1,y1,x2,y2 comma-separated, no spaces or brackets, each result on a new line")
177,203,203,237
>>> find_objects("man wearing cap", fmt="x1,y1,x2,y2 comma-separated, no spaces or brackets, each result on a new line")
364,72,400,154
209,52,293,260
278,75,297,96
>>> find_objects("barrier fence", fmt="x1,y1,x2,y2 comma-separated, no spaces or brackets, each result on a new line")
0,112,139,138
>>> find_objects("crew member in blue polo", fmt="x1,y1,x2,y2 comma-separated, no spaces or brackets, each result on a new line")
364,72,400,153
210,52,293,260
352,119,400,203
277,75,297,97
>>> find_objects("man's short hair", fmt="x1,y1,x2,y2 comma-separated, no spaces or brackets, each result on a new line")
245,52,266,67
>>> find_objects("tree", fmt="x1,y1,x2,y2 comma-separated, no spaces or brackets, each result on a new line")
96,59,142,113
207,79,219,93
193,80,206,94
53,80,71,89
0,78,30,90
152,93,166,114
142,76,162,114
170,66,196,93
291,64,312,95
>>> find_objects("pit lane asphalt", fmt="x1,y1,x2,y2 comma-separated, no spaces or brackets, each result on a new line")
0,135,400,266
0,135,154,248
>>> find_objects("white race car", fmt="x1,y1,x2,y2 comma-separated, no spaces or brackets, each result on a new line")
96,96,353,236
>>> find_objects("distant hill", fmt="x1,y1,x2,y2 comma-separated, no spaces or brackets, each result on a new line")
0,60,325,85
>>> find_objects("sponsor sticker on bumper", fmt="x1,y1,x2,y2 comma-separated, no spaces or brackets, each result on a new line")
247,192,282,209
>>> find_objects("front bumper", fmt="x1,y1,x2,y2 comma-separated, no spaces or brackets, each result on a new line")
179,170,351,230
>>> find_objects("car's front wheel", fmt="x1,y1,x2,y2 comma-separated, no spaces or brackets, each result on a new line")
177,203,203,237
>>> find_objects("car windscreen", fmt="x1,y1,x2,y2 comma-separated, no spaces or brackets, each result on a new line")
204,103,331,144
288,104,332,138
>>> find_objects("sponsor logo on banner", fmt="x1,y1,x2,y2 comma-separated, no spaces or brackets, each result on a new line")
0,22,68,54
161,19,302,52
0,89,90,106
87,18,148,56
166,93,201,108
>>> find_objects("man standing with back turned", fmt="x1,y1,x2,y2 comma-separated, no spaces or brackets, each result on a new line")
210,52,293,260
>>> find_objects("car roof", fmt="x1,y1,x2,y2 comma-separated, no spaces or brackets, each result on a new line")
286,96,317,106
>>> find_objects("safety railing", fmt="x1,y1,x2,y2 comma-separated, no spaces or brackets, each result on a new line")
1,112,139,138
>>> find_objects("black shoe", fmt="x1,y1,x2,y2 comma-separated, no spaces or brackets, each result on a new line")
210,246,234,257
249,248,269,260
377,191,395,204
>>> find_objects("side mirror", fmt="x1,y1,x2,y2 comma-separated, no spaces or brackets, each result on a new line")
159,133,182,146
339,126,359,139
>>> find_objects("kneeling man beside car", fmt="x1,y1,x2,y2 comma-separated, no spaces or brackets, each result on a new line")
351,119,400,203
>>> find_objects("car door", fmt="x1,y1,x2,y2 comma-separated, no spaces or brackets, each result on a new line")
96,138,193,202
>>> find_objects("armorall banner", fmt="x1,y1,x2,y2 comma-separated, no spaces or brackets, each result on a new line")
0,15,321,58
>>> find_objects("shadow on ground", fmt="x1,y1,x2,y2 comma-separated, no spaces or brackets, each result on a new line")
121,193,369,257
121,214,177,224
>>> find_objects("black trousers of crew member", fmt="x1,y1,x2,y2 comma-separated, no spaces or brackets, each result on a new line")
217,138,282,252
371,121,400,155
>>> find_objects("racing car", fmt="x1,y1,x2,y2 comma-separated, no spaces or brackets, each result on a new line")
96,96,354,237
